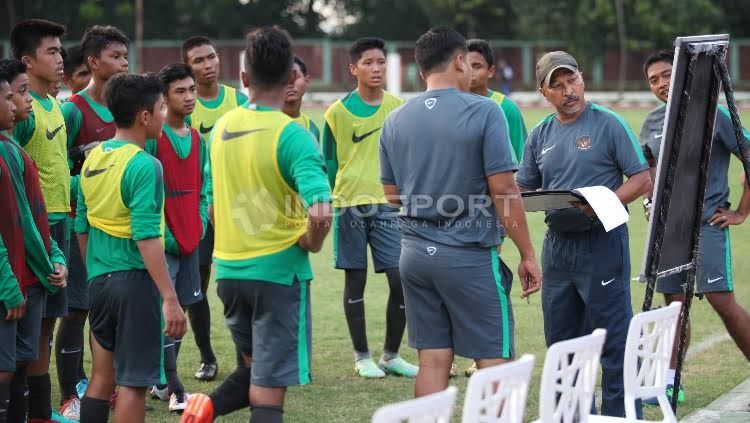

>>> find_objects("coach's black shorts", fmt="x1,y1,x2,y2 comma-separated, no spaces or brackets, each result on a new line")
45,219,69,318
218,278,312,387
89,270,165,387
0,284,45,371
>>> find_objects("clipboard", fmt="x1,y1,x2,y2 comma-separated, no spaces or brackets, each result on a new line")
520,190,585,212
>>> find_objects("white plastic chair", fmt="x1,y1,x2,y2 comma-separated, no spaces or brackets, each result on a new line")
533,328,607,423
372,386,458,423
461,354,535,423
589,302,681,423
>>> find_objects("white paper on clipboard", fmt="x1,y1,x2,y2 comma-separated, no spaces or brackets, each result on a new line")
572,186,629,232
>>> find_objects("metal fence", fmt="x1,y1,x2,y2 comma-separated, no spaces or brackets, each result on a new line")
3,38,749,91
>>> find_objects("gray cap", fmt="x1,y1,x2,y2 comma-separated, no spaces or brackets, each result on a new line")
536,51,579,87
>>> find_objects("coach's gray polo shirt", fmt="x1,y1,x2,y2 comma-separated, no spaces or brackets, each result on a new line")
640,104,750,222
379,88,517,248
517,102,648,232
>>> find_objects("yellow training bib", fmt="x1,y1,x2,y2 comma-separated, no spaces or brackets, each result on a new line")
324,91,402,207
190,85,241,138
23,95,70,213
80,143,141,238
488,90,506,106
211,107,307,261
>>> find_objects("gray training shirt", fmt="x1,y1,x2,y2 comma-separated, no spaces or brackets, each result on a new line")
379,88,517,248
640,104,750,222
517,102,648,232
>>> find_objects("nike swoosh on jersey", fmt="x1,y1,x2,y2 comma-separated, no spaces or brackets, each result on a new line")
46,125,63,140
83,165,113,178
541,145,556,155
165,188,195,198
193,289,201,297
601,278,615,286
707,277,723,284
221,127,267,141
199,123,214,134
352,127,381,143
654,133,662,139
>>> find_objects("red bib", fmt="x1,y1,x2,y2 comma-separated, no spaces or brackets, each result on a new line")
0,154,29,293
157,129,203,255
69,94,116,175
0,138,51,292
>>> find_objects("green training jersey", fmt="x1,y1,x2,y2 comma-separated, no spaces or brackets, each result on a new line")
487,90,527,162
75,141,164,280
206,104,331,285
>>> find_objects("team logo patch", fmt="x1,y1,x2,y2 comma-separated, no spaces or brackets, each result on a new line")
424,98,437,109
426,246,436,255
576,135,592,151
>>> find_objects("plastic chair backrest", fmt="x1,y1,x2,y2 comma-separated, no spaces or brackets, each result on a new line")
372,386,459,423
462,354,535,423
623,302,681,422
538,329,607,423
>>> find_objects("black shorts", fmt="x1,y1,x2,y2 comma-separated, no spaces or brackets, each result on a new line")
198,223,214,267
166,250,202,307
88,270,165,387
333,204,401,273
66,236,89,310
218,278,311,387
0,284,45,371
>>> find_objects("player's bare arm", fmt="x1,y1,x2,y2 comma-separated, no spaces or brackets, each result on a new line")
383,184,402,206
487,172,541,297
709,175,750,228
297,202,333,253
615,170,652,205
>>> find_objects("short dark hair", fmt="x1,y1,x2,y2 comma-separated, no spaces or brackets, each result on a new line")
349,37,385,64
81,25,129,61
466,39,494,68
244,26,294,91
181,36,215,63
643,50,674,76
10,19,66,59
294,55,308,76
158,63,194,93
105,73,163,128
0,59,28,84
415,26,467,75
63,44,86,77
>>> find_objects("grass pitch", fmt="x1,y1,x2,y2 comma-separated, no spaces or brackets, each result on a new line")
55,106,750,422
